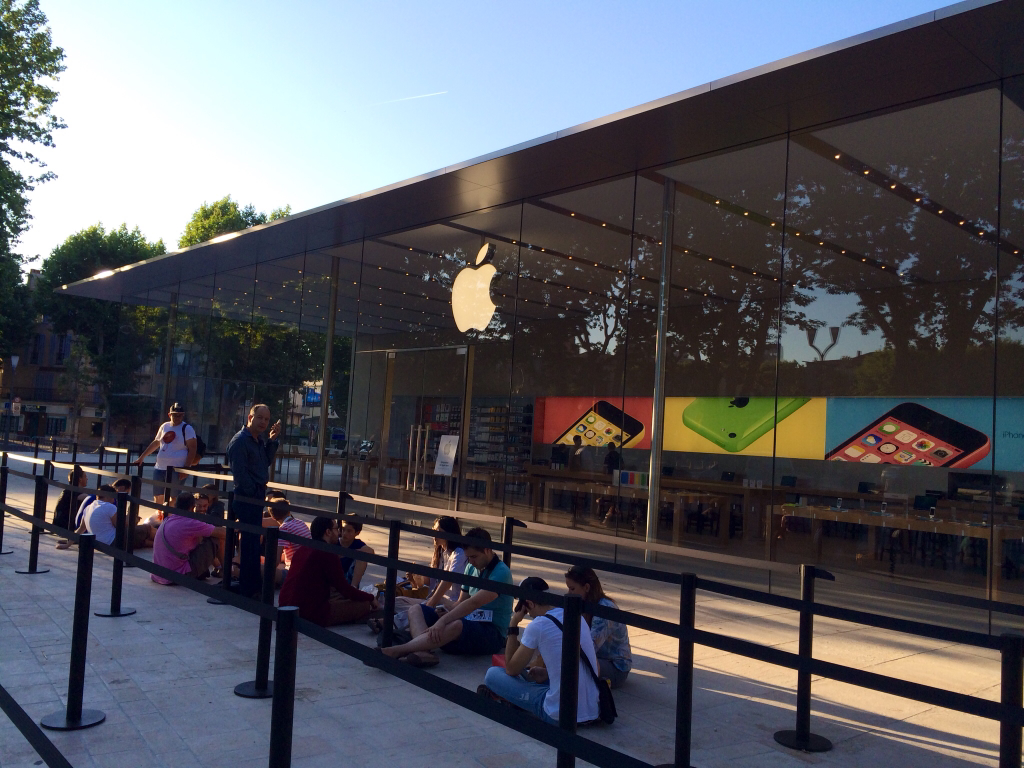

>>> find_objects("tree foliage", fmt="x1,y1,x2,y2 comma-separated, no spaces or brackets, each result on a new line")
178,195,290,249
0,0,65,257
35,224,165,406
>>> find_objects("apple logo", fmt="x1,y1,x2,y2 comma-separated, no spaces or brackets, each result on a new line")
451,243,497,332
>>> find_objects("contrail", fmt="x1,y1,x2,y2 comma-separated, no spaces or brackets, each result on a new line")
371,91,447,106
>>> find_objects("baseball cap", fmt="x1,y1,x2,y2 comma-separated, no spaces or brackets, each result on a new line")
169,402,185,413
515,576,550,613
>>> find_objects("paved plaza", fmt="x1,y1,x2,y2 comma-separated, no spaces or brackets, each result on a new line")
0,462,1009,767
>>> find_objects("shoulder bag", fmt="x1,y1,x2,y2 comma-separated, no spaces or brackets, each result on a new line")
543,614,617,724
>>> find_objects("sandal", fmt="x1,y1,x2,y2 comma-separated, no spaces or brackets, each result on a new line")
401,651,439,668
367,617,384,634
55,539,71,550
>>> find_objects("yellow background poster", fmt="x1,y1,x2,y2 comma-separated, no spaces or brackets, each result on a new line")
662,397,827,459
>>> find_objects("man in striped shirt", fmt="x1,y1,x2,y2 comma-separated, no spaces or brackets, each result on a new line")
267,497,310,585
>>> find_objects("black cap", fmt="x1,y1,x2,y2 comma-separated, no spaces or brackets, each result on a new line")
169,402,185,413
515,576,549,613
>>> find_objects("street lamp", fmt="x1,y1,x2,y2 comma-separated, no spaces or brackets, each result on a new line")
4,355,19,449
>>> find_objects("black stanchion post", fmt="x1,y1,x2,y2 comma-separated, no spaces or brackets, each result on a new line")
95,491,135,618
774,565,833,753
123,474,141,568
98,445,106,472
336,491,347,518
673,574,697,768
164,465,174,505
502,516,515,568
209,491,236,604
0,453,12,555
50,437,57,465
268,606,298,768
40,534,105,731
380,519,401,648
236,527,278,699
33,437,39,475
71,441,78,465
999,632,1024,768
16,473,50,575
556,592,583,768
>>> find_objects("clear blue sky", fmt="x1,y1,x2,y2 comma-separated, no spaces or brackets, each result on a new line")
20,0,944,266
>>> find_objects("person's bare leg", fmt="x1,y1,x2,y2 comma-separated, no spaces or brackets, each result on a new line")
407,603,429,638
382,620,463,658
352,554,370,589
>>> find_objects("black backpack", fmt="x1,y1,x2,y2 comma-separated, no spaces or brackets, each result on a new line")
184,422,207,464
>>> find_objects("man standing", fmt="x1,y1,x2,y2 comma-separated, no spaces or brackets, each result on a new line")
133,403,197,503
226,404,281,597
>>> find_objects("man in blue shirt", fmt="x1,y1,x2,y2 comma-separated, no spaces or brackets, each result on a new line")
225,404,280,597
381,527,513,666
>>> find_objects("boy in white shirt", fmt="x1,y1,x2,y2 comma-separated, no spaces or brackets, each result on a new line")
480,576,600,725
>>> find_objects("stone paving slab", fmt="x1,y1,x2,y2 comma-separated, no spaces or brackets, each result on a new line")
0,462,1011,767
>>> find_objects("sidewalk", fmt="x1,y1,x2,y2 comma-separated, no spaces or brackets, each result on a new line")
0,463,1007,767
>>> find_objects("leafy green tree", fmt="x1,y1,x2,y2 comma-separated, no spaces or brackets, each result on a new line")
35,224,165,438
178,196,290,248
0,0,65,358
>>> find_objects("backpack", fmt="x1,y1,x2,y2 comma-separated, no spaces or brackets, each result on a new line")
184,422,206,464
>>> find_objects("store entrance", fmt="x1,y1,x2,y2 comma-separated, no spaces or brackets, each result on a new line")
377,346,468,508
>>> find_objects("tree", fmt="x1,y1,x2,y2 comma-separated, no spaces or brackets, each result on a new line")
35,224,165,439
0,0,65,257
178,195,290,248
0,0,65,359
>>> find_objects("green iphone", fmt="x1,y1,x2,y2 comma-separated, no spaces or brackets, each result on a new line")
682,396,809,452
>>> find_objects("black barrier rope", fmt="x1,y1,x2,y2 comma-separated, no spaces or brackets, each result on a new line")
0,683,74,768
7,473,1024,766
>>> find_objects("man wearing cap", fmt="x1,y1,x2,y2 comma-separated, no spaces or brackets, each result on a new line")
134,403,198,503
480,576,601,725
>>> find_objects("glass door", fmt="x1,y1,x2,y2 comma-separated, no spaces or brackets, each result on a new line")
377,346,468,509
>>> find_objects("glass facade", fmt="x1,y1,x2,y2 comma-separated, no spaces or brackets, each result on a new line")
107,77,1024,610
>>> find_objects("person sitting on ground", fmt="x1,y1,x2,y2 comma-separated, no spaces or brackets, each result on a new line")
279,516,378,626
371,515,467,634
339,515,375,588
151,492,226,584
480,576,600,725
565,565,632,688
75,484,118,545
381,527,512,667
200,484,225,517
268,498,310,586
113,477,156,549
54,464,88,549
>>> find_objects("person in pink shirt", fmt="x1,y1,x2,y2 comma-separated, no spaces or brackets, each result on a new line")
152,492,225,584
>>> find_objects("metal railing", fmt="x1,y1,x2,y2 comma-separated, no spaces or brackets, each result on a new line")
1,452,1023,768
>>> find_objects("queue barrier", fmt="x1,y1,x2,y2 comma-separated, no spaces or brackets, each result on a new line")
4,461,1024,766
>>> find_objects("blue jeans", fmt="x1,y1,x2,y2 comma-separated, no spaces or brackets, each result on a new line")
482,667,556,725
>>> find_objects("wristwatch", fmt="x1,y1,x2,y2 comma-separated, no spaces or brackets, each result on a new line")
507,626,520,637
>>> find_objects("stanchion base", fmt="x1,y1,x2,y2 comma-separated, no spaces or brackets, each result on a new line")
40,708,106,731
0,548,12,555
208,581,239,604
773,730,833,753
14,567,49,574
234,680,274,699
94,607,137,618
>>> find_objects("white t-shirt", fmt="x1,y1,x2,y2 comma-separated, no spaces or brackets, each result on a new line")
82,499,117,545
435,547,468,602
154,421,197,470
520,607,600,723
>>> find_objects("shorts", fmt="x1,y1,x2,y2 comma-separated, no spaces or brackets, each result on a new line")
152,467,171,496
188,537,219,579
420,605,505,656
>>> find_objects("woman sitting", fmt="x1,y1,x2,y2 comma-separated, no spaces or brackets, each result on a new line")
369,515,467,634
564,564,632,688
54,464,88,549
152,492,225,584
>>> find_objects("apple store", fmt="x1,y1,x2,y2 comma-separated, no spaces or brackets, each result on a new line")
63,1,1024,619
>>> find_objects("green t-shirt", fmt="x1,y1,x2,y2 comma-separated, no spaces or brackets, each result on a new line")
462,556,514,636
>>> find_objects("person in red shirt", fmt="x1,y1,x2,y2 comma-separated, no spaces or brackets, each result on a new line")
279,516,378,626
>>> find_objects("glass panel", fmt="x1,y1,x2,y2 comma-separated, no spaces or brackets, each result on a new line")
776,87,1001,611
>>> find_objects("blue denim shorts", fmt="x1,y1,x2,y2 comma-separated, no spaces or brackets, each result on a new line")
420,605,505,655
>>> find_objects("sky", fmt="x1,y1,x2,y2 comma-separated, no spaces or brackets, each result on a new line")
17,0,946,268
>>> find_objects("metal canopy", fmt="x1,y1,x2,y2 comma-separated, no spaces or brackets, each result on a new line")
62,0,1024,303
